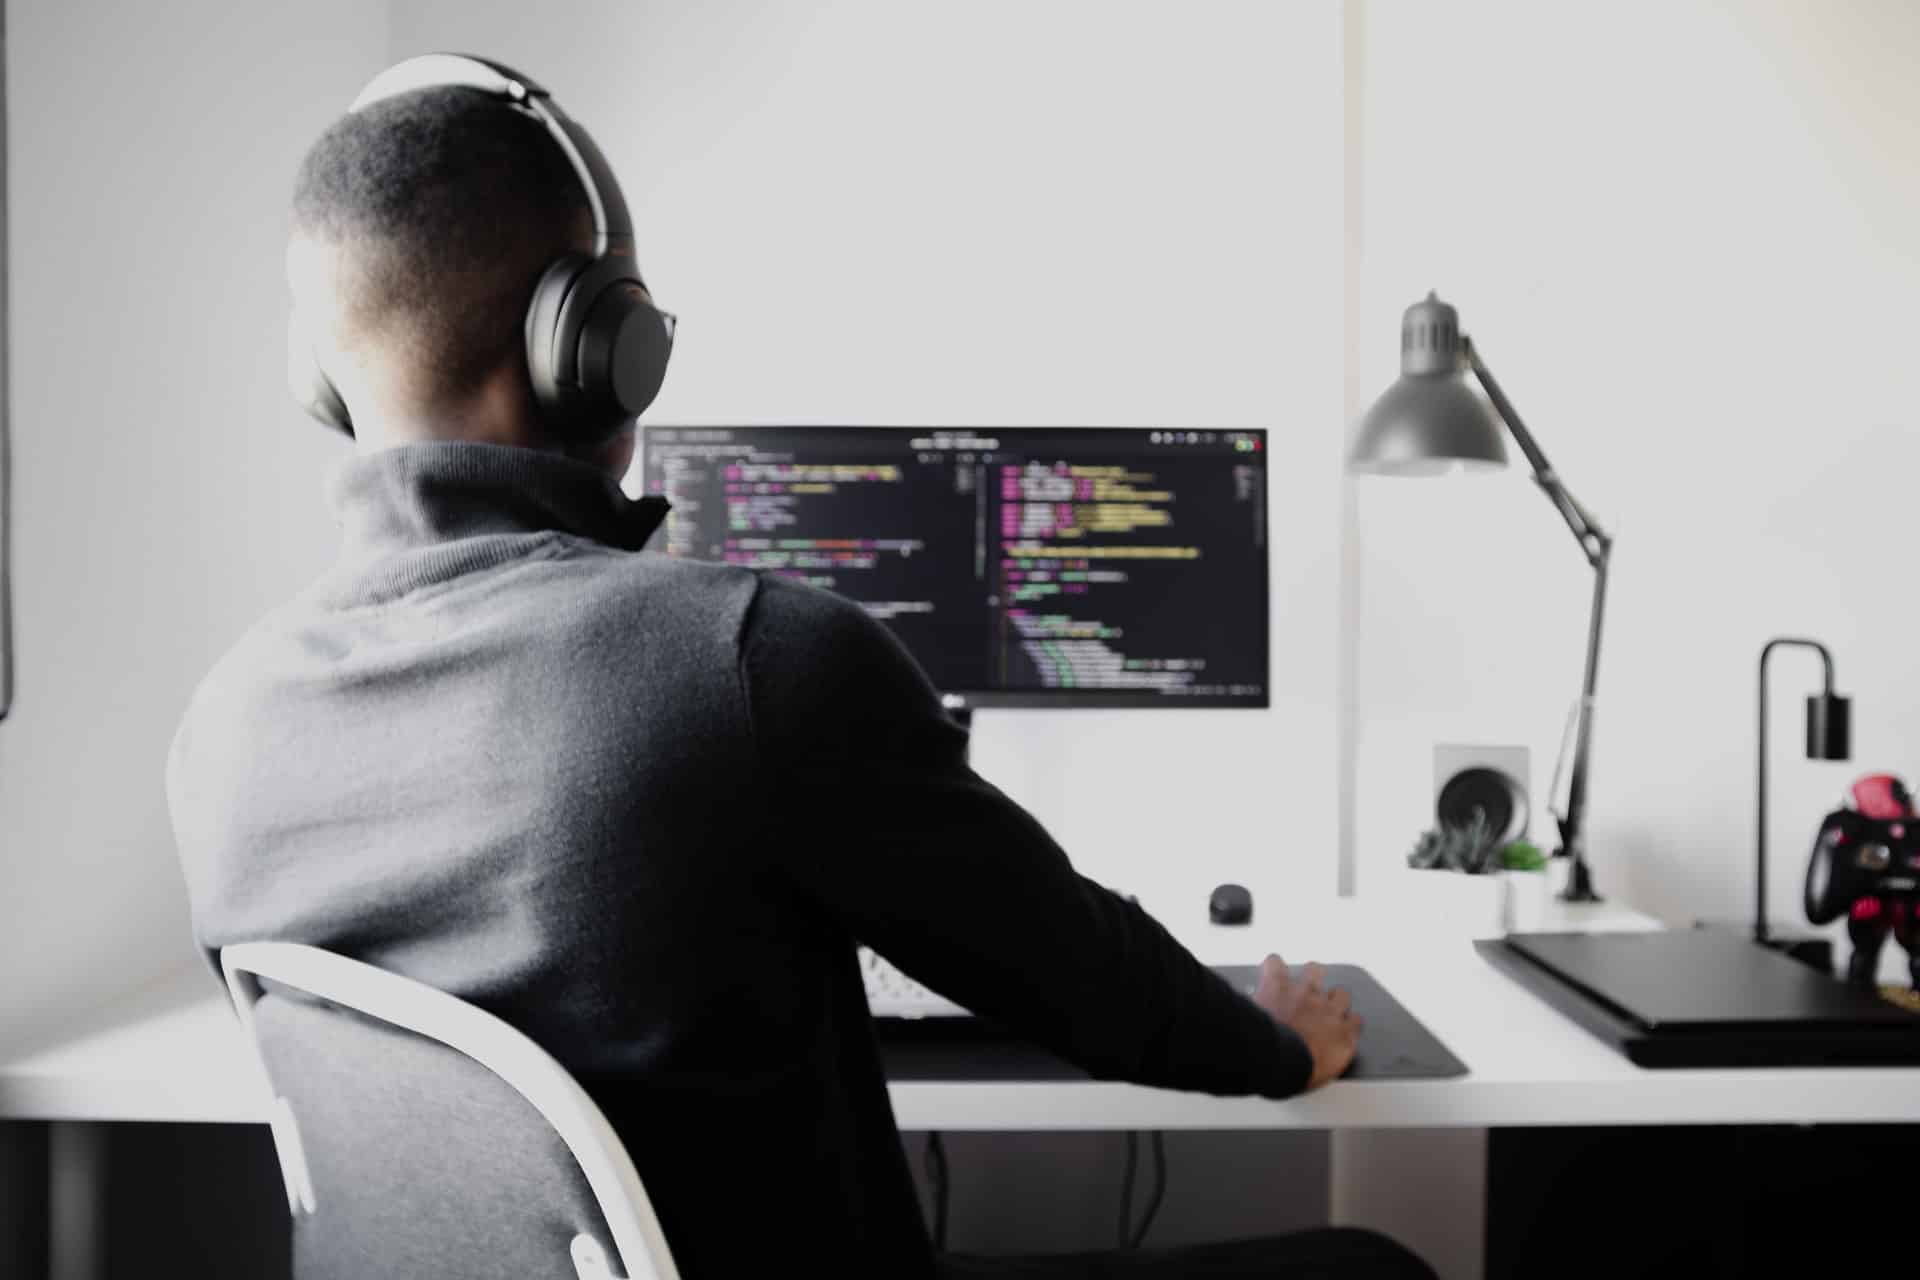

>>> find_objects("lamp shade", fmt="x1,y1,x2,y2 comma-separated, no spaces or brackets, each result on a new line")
1806,692,1851,761
1349,293,1508,476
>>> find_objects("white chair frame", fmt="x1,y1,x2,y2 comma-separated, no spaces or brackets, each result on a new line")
221,941,681,1280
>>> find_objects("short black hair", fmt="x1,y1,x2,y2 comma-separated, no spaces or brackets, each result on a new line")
292,86,591,403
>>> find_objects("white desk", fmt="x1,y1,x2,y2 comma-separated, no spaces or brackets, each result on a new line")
8,889,1920,1280
8,893,1920,1130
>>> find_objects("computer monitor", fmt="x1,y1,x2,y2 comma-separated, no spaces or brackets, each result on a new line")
639,426,1269,709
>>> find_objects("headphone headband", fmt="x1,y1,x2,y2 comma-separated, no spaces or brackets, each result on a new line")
349,54,633,256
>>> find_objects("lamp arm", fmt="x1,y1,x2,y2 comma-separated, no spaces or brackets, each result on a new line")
1464,337,1611,900
1555,552,1609,892
1464,339,1612,570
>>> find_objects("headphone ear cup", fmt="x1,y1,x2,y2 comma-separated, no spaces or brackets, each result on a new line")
287,312,353,436
527,253,673,448
578,281,673,422
524,252,590,432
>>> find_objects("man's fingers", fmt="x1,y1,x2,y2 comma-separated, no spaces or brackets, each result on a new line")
1256,954,1289,994
1327,985,1352,1016
1349,1014,1366,1040
1252,956,1288,1014
1303,962,1325,994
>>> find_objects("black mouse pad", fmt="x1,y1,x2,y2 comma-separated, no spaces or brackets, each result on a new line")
878,964,1467,1082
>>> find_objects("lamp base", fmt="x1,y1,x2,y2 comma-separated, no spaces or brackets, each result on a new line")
1555,855,1603,904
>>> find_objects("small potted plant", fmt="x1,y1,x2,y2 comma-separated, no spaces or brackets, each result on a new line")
1498,839,1552,931
1405,815,1551,935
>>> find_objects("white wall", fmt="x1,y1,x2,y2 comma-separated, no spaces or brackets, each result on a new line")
0,0,388,1048
1353,0,1920,942
388,0,1351,913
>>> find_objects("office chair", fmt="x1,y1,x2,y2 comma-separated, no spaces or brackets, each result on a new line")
220,942,682,1280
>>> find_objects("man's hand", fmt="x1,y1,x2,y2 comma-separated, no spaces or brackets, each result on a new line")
1253,954,1362,1090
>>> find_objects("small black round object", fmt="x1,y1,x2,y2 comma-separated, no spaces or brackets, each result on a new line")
1436,766,1527,847
1209,882,1253,926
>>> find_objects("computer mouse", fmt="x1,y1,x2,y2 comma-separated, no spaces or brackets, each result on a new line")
1209,882,1253,925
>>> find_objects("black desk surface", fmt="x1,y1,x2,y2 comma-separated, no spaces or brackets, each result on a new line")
878,964,1467,1082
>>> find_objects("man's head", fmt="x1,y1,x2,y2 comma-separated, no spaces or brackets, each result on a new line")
289,85,633,470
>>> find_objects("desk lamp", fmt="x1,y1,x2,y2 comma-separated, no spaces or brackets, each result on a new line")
1350,293,1610,902
1756,638,1850,944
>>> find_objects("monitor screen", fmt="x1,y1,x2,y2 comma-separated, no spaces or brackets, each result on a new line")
639,426,1269,709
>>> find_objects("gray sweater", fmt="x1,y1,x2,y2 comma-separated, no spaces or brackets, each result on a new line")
168,441,1309,1277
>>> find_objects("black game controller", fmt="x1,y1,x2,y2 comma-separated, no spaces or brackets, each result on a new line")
1804,775,1920,989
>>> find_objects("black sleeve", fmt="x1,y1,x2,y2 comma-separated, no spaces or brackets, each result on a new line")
741,576,1311,1099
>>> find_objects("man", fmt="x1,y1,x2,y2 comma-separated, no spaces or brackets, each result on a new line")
169,76,1432,1278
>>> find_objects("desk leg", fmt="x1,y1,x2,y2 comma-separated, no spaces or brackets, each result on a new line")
1330,1128,1485,1280
0,1121,50,1275
49,1121,107,1280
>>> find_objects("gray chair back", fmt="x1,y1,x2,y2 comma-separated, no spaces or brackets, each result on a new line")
221,942,680,1280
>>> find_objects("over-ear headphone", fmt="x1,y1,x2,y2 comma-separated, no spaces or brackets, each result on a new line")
289,53,676,446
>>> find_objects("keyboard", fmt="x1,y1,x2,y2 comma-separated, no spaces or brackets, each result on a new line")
860,948,970,1019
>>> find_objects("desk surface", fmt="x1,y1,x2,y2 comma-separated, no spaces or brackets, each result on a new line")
7,889,1920,1131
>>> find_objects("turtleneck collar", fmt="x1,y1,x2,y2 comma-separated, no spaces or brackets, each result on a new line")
319,441,669,604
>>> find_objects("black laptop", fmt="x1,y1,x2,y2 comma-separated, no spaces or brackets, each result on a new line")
1479,929,1920,1067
